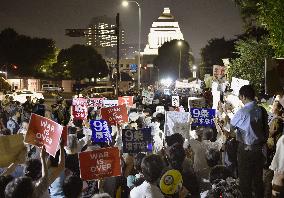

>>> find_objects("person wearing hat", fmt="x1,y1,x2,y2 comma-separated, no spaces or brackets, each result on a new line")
160,169,185,198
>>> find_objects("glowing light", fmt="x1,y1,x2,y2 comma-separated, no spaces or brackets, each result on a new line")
122,1,129,7
177,41,182,47
160,78,173,87
193,65,197,70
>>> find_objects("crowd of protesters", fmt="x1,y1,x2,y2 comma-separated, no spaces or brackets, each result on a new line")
0,84,283,198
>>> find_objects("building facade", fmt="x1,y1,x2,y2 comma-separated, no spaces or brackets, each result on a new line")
142,7,184,55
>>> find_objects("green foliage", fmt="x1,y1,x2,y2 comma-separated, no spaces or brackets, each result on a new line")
229,37,274,93
0,28,56,77
258,0,284,57
200,37,237,78
154,40,193,79
54,44,109,80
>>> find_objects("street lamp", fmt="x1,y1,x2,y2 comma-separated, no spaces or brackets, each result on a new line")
122,0,141,91
177,41,182,79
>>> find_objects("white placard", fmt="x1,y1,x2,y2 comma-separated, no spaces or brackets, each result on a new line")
164,89,171,95
172,96,180,107
156,106,165,113
175,81,191,88
231,77,249,95
188,97,205,108
103,100,118,107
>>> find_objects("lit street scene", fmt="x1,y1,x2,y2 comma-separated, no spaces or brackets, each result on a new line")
0,0,284,197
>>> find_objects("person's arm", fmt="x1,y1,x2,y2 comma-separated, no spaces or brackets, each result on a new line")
48,142,65,186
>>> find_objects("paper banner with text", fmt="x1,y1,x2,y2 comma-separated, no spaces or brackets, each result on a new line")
164,111,191,138
79,147,121,180
156,106,165,113
87,98,104,108
118,96,134,107
175,80,191,88
90,120,112,143
25,113,63,157
231,77,249,96
0,134,25,167
103,100,118,108
142,97,153,105
190,108,215,127
72,98,88,120
101,105,128,125
122,128,152,153
172,96,180,107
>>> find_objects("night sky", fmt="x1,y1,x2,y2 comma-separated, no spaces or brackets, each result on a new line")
0,0,243,58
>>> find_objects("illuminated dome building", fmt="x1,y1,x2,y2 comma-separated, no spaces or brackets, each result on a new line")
142,7,184,55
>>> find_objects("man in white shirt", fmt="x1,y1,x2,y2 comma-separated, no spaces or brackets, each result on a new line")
130,154,164,198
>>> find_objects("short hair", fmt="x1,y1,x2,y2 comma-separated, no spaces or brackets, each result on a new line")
134,153,146,173
5,176,34,198
209,165,232,183
239,85,255,100
63,175,83,198
206,149,221,167
141,154,164,183
165,133,185,147
202,127,213,141
0,175,14,198
24,159,42,180
167,143,186,170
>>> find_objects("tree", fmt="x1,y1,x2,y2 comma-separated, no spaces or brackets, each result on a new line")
154,40,193,79
229,37,274,93
200,37,237,78
54,44,109,80
0,28,57,77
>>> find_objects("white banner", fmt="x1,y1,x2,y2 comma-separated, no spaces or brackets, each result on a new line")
175,81,191,88
164,111,191,138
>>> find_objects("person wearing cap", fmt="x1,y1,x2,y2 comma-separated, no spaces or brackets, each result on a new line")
160,169,184,198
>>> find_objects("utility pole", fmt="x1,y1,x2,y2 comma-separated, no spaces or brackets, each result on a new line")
115,13,120,97
65,13,120,97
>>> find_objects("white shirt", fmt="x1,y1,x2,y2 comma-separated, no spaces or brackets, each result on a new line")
130,181,164,198
270,135,284,174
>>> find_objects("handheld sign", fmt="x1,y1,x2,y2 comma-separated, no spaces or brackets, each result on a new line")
101,105,128,125
79,147,121,180
190,108,215,127
87,98,104,108
72,98,88,120
90,120,112,143
0,134,25,168
122,128,152,153
25,113,63,157
103,100,118,108
118,96,134,107
164,89,171,95
172,96,180,107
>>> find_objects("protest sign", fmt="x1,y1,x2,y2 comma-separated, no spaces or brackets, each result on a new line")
188,97,205,108
122,128,152,153
103,100,118,108
118,96,134,107
213,65,225,79
79,147,121,180
156,106,165,113
172,96,180,107
164,111,191,138
72,98,88,120
142,97,153,105
101,105,128,125
164,89,171,95
0,134,25,167
190,108,215,127
25,113,63,157
87,98,104,107
90,120,112,143
231,77,249,95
